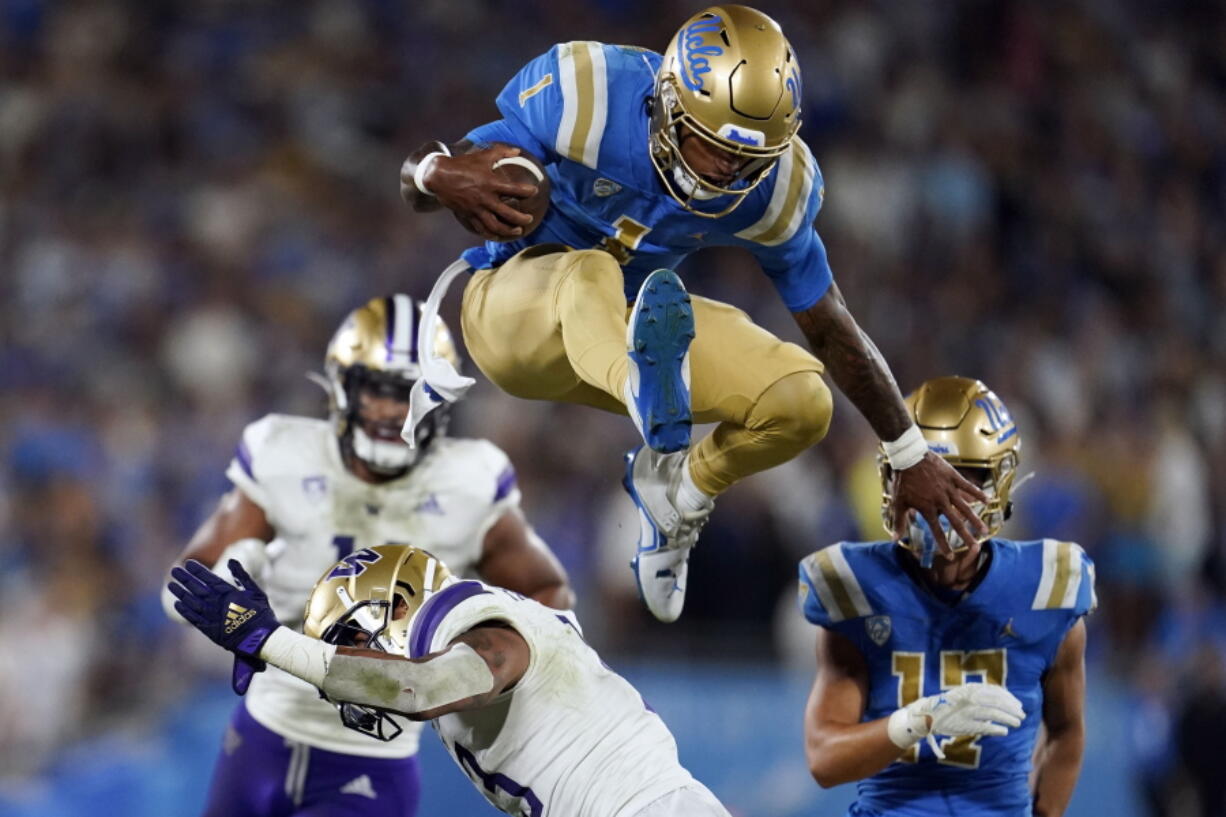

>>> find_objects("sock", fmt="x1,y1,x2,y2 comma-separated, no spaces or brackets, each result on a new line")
674,454,714,512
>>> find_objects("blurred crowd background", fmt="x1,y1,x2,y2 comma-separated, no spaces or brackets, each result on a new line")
3,0,1226,814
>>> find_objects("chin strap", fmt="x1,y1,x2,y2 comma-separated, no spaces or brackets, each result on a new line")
403,258,476,449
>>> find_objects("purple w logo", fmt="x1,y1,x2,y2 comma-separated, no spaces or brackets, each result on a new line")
327,548,382,580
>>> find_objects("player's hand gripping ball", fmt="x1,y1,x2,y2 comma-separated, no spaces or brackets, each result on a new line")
454,146,551,242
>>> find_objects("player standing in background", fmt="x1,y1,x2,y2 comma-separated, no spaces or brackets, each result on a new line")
397,4,985,623
161,295,573,817
800,376,1091,817
168,544,733,817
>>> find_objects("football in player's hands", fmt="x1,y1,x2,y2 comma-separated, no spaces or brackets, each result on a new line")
454,147,551,242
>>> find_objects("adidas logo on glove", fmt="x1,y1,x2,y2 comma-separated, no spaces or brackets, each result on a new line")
224,602,256,634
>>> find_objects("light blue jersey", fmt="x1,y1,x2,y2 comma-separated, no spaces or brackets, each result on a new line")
464,41,833,312
799,538,1096,816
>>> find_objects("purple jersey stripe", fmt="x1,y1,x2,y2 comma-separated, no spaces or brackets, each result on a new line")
408,297,419,364
409,581,490,658
234,440,256,481
493,466,517,502
384,296,396,362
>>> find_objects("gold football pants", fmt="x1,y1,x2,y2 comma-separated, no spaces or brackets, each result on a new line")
461,246,832,496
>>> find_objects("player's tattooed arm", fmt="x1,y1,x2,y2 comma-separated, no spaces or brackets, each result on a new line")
478,508,576,610
794,283,987,548
399,139,536,238
805,628,908,786
1033,620,1087,817
793,282,910,440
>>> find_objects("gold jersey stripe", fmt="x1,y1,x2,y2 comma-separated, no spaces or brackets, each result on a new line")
555,42,608,167
734,138,815,246
815,548,859,622
518,73,553,107
1044,540,1073,610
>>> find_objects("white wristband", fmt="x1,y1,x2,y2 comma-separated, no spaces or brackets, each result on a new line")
259,626,336,689
413,150,449,196
883,425,928,470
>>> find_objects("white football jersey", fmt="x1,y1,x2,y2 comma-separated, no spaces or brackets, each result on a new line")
227,414,521,758
409,580,699,817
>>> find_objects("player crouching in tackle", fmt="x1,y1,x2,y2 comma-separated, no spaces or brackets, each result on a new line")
169,545,734,817
397,5,984,622
799,376,1092,817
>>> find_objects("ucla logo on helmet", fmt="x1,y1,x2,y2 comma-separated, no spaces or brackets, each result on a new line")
866,615,892,647
678,16,723,91
927,441,959,456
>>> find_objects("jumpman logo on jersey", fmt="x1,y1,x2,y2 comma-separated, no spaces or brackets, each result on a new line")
999,617,1019,640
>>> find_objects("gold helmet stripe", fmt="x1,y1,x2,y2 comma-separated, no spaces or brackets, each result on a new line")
1031,539,1086,610
806,545,873,622
734,138,816,246
556,41,609,168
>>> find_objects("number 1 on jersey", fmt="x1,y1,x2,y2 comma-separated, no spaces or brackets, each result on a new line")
599,215,651,264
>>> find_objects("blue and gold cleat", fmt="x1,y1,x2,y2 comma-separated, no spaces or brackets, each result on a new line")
624,269,694,454
623,445,712,623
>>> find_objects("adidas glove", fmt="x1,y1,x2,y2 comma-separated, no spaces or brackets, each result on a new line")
168,559,281,695
887,682,1024,759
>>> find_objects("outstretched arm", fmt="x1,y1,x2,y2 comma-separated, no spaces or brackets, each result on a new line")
1033,620,1087,817
793,283,986,550
310,623,530,721
477,508,575,610
168,558,529,717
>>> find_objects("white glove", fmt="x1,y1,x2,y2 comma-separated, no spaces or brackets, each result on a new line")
887,682,1024,759
161,538,270,624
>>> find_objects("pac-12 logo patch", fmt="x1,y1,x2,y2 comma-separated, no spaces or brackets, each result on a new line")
866,615,892,646
302,475,328,504
593,178,621,197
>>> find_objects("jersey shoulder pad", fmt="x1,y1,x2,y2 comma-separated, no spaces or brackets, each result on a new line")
1008,538,1097,616
430,437,519,506
407,580,517,658
734,137,824,247
798,542,887,626
228,414,330,487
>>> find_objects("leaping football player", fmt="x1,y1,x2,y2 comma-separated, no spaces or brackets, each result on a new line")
800,376,1092,817
162,295,573,817
168,545,735,817
398,5,985,622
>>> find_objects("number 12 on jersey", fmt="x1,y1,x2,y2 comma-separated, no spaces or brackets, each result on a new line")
891,649,1008,768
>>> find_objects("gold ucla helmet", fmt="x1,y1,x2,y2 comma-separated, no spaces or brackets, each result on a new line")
303,544,454,740
323,294,460,474
880,376,1021,556
651,5,803,217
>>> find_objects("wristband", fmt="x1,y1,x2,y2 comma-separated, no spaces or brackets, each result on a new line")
259,626,336,689
883,425,927,470
413,148,450,196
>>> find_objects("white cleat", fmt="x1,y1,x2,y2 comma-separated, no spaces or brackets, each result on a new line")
622,445,714,622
